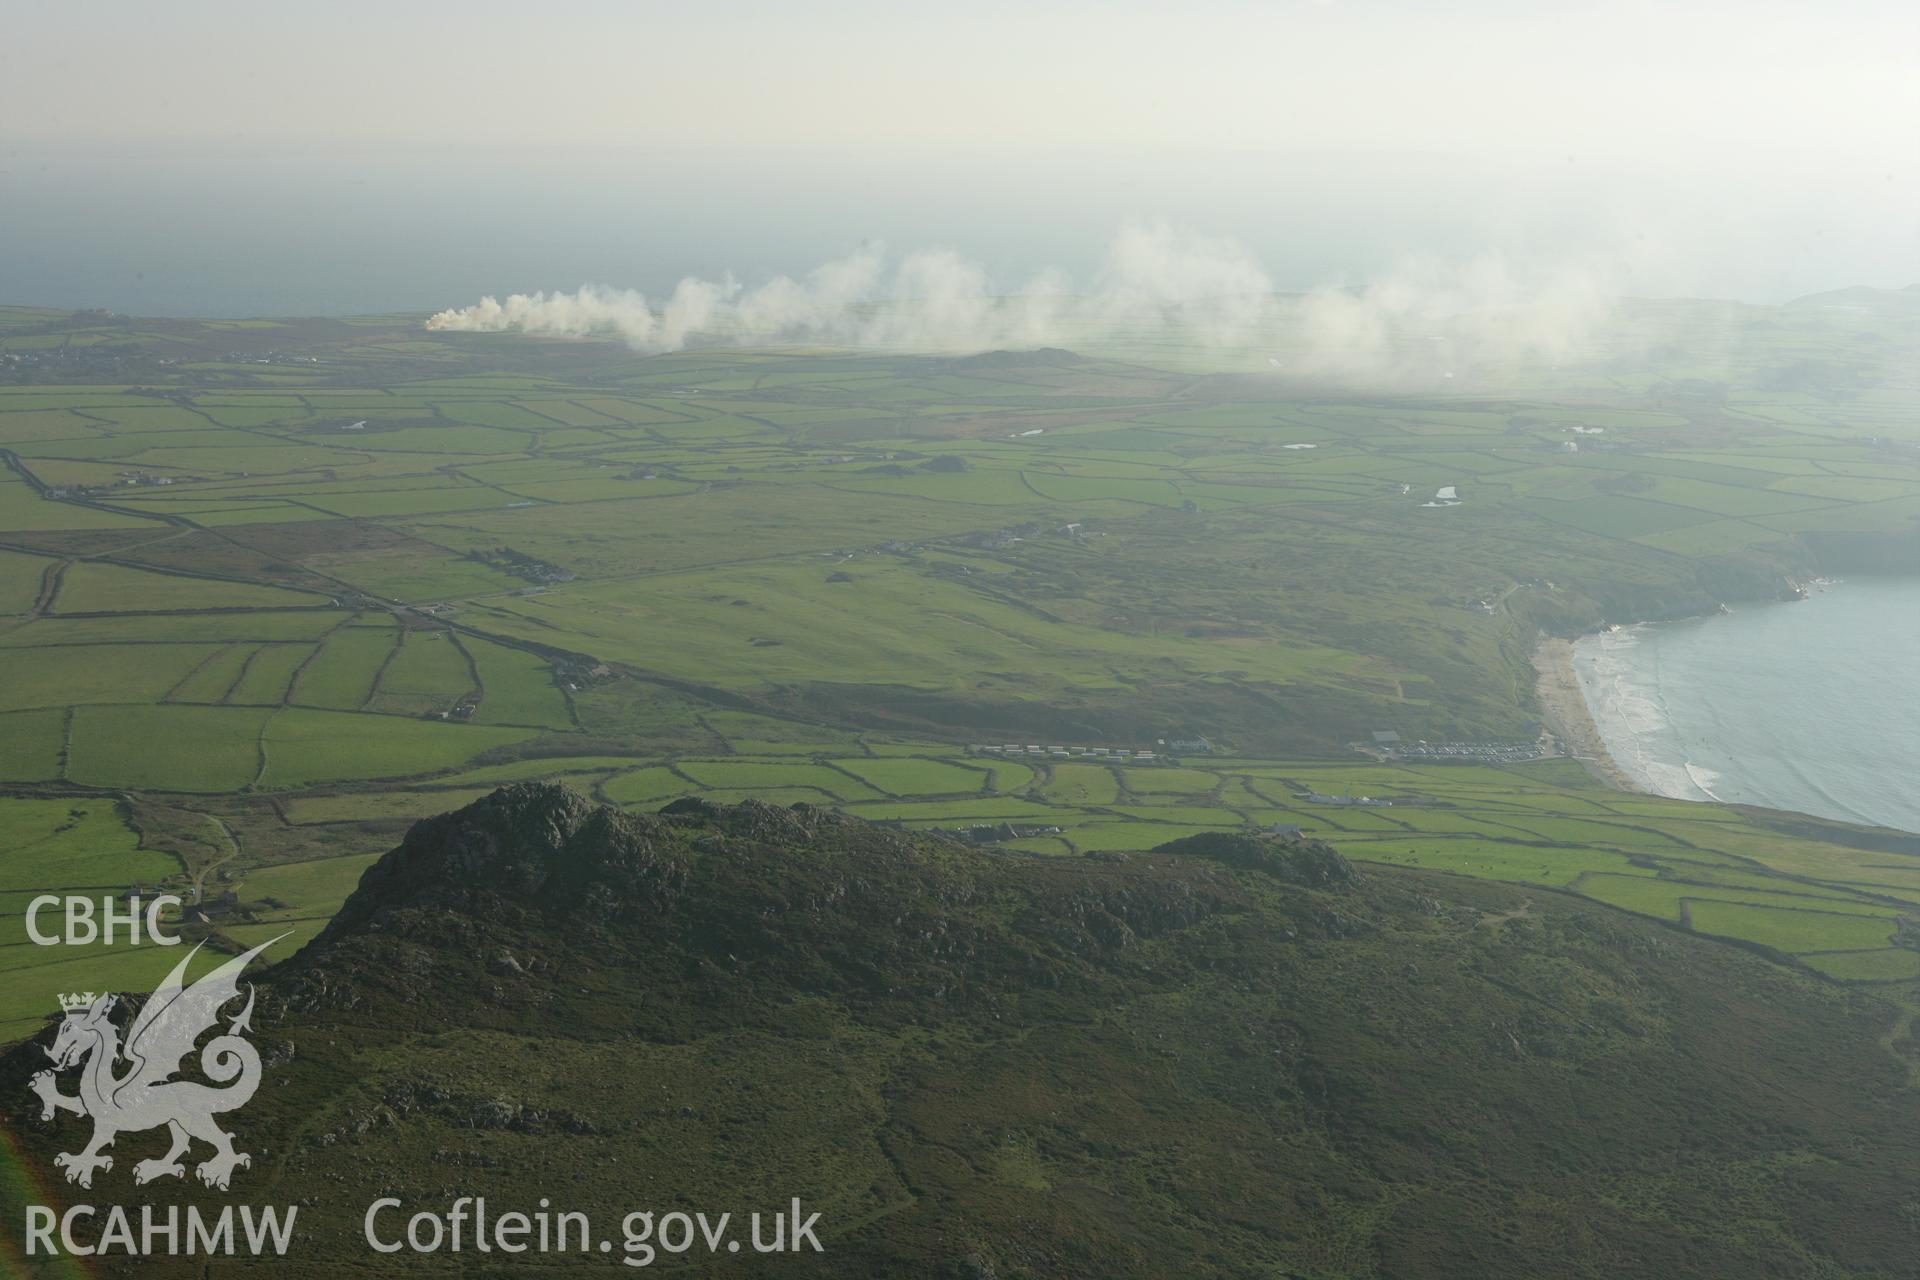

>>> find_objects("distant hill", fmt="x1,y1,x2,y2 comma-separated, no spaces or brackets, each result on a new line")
7,785,1917,1276
1784,283,1920,309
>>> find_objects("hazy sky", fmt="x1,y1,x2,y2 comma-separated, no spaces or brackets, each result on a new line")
6,0,1917,156
2,1,1916,312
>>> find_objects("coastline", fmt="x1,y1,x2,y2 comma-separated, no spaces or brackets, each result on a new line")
1531,636,1643,794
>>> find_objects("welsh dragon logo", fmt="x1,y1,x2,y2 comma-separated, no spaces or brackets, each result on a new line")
29,935,284,1191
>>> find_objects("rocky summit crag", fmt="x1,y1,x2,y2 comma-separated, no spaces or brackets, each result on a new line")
6,784,1917,1278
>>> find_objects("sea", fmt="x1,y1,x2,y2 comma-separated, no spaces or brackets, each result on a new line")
3,140,1894,318
1573,577,1920,834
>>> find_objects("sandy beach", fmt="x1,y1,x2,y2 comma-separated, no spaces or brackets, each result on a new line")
1532,636,1643,794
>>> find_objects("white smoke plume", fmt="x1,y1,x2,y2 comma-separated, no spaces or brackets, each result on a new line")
1291,254,1622,380
426,222,1620,379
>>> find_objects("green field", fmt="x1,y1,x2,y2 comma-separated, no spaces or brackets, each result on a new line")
0,799,191,1035
829,756,989,795
2,293,1919,1029
53,561,320,613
